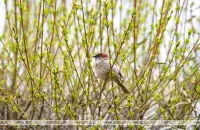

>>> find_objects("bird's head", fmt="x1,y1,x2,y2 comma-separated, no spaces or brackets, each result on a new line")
93,52,109,60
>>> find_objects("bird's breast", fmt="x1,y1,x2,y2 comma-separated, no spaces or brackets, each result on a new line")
94,60,110,80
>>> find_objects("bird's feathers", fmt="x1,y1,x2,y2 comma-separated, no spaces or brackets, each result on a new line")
94,56,129,94
114,78,129,94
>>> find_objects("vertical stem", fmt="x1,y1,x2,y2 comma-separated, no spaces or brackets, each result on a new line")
133,0,137,80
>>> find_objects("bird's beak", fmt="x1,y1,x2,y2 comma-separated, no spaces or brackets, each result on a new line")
93,55,97,58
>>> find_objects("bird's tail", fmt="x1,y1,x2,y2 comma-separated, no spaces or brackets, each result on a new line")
114,79,129,94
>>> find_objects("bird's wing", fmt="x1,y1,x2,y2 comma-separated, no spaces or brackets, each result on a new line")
118,71,123,78
112,65,123,80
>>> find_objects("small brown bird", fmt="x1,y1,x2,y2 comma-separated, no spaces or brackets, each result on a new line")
93,52,129,94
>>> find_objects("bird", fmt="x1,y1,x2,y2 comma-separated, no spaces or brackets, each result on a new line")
93,52,129,94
